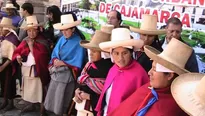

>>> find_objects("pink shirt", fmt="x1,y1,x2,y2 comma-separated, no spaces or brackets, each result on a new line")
95,60,149,115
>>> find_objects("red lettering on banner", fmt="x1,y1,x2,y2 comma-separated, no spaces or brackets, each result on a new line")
106,3,112,13
172,0,180,2
181,13,190,27
152,10,159,22
193,0,205,6
99,2,105,13
160,10,170,23
126,6,132,17
181,0,192,4
131,7,138,19
121,5,126,16
171,12,181,18
139,8,150,18
113,4,120,11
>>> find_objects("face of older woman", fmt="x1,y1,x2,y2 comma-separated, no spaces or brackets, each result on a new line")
61,28,74,38
112,47,132,68
89,49,101,62
140,34,155,45
27,28,38,39
148,61,175,88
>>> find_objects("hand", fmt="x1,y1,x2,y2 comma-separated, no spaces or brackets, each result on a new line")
53,59,65,67
75,88,83,103
16,55,22,64
80,91,90,100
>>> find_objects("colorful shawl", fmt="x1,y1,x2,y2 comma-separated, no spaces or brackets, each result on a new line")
49,33,86,69
78,62,105,94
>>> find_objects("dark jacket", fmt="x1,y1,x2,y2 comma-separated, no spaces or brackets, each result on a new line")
136,39,163,72
160,38,199,72
79,58,113,115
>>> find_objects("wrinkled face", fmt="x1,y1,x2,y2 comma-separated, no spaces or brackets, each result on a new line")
107,11,120,28
6,8,14,16
148,61,173,88
140,34,155,45
166,23,182,43
27,28,38,39
112,47,132,68
89,49,101,62
61,28,74,38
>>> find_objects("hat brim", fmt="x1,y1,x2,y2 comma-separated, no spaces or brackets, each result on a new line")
99,39,144,52
2,6,16,9
20,23,44,30
171,73,205,116
130,26,166,35
80,40,102,51
144,45,189,75
53,20,81,30
0,24,16,29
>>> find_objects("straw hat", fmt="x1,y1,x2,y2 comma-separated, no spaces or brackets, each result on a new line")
53,14,81,30
2,3,16,9
20,15,43,30
100,24,114,34
80,30,111,51
144,38,192,75
171,73,205,116
99,28,144,52
130,14,165,35
0,17,15,29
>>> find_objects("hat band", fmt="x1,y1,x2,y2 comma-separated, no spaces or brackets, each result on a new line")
156,63,174,72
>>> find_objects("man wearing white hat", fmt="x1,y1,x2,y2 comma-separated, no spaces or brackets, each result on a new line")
0,17,20,111
110,38,189,116
161,17,198,73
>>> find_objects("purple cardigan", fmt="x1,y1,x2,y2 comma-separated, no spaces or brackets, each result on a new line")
95,60,149,115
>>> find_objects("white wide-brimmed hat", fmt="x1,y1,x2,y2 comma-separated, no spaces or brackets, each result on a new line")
53,14,81,30
20,15,43,30
130,14,165,35
80,30,111,51
99,28,144,52
171,73,205,116
144,38,192,75
0,17,16,29
2,3,16,9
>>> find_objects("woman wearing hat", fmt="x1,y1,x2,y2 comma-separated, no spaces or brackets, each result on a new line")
74,30,113,115
95,28,149,116
130,14,165,72
3,2,21,27
0,17,19,111
44,13,87,116
109,38,190,116
12,15,50,115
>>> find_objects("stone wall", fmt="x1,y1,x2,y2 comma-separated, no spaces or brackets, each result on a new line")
16,0,60,22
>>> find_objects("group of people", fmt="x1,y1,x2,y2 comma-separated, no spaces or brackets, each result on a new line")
0,1,203,116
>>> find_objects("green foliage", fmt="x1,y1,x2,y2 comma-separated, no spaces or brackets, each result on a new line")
82,31,92,40
122,20,141,28
79,0,91,10
81,17,101,30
